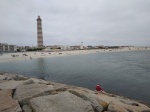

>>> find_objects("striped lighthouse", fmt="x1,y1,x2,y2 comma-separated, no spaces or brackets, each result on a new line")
37,16,43,48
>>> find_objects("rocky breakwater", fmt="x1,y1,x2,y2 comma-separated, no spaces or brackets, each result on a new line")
0,72,150,112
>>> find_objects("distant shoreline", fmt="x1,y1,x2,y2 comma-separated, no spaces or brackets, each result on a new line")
0,46,150,63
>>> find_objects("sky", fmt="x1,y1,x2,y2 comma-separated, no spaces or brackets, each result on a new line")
0,0,150,46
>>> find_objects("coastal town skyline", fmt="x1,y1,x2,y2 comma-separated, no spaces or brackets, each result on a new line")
0,0,150,46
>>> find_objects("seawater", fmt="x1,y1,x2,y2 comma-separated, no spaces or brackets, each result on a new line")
0,50,150,104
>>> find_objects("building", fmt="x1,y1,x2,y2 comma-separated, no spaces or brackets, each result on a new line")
24,46,29,50
16,46,25,52
0,43,17,52
37,16,44,48
44,45,71,51
59,45,71,51
44,46,52,52
44,45,60,52
71,46,81,50
87,45,94,49
80,42,83,50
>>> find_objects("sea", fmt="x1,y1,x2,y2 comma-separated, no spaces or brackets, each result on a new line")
0,50,150,104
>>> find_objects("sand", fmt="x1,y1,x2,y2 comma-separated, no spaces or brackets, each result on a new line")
0,46,150,63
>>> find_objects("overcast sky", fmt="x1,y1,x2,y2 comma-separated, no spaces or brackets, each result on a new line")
0,0,150,46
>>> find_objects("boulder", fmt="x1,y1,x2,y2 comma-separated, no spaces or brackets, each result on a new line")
119,98,139,106
22,105,32,112
69,89,103,112
0,89,22,112
0,80,25,89
1,73,28,80
107,102,128,112
30,91,95,112
23,79,34,85
96,92,150,112
0,89,13,98
52,82,68,90
13,83,54,105
0,75,7,80
116,97,150,112
0,73,150,112
27,78,50,84
142,110,150,112
95,97,109,110
13,75,28,81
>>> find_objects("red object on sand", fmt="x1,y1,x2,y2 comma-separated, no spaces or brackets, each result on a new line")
96,84,103,91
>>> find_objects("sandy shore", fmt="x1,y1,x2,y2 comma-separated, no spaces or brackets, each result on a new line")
0,46,150,63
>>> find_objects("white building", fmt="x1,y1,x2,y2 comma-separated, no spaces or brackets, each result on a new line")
44,46,52,52
59,45,71,51
0,43,17,52
44,45,71,51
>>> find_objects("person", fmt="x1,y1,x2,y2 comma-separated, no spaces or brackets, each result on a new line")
96,83,104,92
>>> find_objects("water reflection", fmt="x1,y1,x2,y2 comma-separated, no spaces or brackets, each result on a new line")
35,58,47,80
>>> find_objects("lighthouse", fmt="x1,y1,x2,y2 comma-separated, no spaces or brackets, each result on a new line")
37,16,43,48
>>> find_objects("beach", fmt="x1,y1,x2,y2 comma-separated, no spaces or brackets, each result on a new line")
0,46,150,63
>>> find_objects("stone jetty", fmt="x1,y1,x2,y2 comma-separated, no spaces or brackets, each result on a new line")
0,72,150,112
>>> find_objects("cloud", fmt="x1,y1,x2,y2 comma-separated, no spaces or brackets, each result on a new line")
0,0,150,46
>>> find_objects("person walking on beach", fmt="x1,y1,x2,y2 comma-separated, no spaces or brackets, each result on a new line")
96,83,104,92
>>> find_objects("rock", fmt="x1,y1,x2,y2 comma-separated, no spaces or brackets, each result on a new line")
13,83,54,105
132,103,139,106
0,89,22,112
95,97,109,110
2,73,28,80
0,89,13,97
22,105,32,112
23,79,34,85
28,78,50,84
0,72,5,75
107,102,128,112
0,80,25,89
50,82,68,92
51,90,58,95
52,82,68,90
95,93,150,112
0,80,5,84
14,75,28,81
69,89,103,112
119,98,139,106
142,110,150,112
55,86,68,91
0,73,150,112
0,75,7,80
30,91,95,112
118,97,150,112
